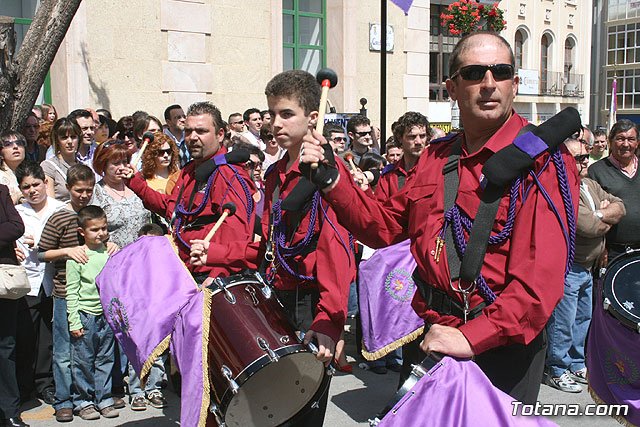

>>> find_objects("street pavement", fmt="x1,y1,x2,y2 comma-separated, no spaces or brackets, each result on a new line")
21,320,622,426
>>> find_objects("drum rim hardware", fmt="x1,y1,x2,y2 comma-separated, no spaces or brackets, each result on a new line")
221,365,239,395
602,251,640,333
257,337,280,362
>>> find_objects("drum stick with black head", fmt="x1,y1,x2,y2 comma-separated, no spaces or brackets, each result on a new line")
204,202,237,242
310,68,338,169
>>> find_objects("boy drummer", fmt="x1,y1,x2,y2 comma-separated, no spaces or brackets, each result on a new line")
190,70,355,426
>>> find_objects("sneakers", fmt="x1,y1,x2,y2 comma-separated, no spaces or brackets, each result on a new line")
544,371,582,393
99,406,119,418
77,406,100,420
147,390,168,409
55,407,73,422
130,395,147,411
569,368,588,384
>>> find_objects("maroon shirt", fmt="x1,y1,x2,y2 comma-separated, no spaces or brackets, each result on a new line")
375,157,412,202
206,153,356,342
325,113,580,355
128,146,256,278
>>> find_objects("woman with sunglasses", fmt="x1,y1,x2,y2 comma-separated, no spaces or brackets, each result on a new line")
41,119,82,203
0,131,27,204
140,133,180,195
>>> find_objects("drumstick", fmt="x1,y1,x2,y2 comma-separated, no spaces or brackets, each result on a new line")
311,68,338,169
204,202,237,243
127,132,155,178
344,153,363,185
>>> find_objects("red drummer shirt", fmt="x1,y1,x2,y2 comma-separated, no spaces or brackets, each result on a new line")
324,112,580,355
127,146,256,278
375,157,413,202
205,152,356,343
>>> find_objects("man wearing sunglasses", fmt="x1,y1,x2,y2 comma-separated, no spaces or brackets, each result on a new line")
343,115,376,167
544,137,624,393
299,31,579,404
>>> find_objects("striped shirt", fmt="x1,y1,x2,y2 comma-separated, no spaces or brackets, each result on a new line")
37,208,81,298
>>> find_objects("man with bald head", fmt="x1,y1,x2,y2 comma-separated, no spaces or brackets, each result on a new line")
300,31,578,403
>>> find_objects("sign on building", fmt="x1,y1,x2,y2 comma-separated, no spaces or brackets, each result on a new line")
517,69,540,95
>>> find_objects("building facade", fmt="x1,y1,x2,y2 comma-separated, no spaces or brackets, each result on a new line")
2,0,593,134
591,0,640,127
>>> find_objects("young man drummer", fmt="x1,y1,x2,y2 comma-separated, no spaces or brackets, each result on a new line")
190,70,355,426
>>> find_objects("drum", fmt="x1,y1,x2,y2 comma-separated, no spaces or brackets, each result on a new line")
206,271,328,427
601,250,640,333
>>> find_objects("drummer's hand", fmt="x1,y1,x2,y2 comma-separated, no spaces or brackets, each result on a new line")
189,239,209,266
70,329,84,338
117,164,136,180
304,330,335,365
106,241,119,256
201,276,214,289
420,324,474,359
300,130,340,192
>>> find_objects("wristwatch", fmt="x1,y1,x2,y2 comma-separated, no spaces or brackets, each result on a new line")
595,210,604,220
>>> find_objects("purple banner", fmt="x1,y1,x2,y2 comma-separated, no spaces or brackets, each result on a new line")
171,288,211,427
391,0,414,15
96,235,200,378
587,281,640,426
359,240,424,360
378,356,556,427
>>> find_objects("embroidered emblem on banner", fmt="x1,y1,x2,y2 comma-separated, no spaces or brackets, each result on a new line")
384,269,415,303
605,348,639,386
108,298,132,333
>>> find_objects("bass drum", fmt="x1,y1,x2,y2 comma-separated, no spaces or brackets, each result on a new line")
206,272,327,427
602,250,640,333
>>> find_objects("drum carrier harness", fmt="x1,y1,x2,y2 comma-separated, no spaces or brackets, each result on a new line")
414,108,581,323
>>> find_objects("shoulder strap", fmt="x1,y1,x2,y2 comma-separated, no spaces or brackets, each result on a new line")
442,137,463,281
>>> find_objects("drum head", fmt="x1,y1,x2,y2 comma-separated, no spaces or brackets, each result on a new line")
223,351,324,427
603,251,640,331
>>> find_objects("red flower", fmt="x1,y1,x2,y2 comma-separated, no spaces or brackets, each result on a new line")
488,9,497,16
452,2,460,6
493,2,499,7
461,5,468,10
478,4,485,10
502,20,507,24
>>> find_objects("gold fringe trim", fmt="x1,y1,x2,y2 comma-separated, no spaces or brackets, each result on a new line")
588,383,637,427
139,335,171,390
361,326,424,361
165,235,199,291
198,288,213,427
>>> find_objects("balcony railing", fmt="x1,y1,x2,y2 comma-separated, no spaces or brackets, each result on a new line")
539,71,584,97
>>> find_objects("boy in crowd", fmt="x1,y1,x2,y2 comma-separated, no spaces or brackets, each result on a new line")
66,206,117,420
37,164,119,422
190,70,355,426
14,161,65,405
323,122,347,155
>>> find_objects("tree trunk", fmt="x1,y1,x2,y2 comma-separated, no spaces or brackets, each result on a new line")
0,0,82,132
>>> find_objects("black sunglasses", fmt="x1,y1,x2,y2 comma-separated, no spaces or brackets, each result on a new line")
355,131,371,138
451,64,515,81
246,160,262,169
1,139,26,148
574,154,589,163
331,137,347,143
102,139,126,149
156,148,172,156
263,134,274,141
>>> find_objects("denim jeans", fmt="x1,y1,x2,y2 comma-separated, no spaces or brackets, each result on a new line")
367,348,403,368
545,264,593,377
347,281,358,317
70,312,115,411
128,353,166,398
52,297,73,410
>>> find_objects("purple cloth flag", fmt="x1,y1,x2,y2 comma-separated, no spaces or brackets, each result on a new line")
378,356,557,427
359,240,423,360
170,288,211,427
96,235,200,380
586,280,640,426
391,0,414,15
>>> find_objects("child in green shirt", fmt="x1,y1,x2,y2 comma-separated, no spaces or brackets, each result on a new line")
66,206,118,420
